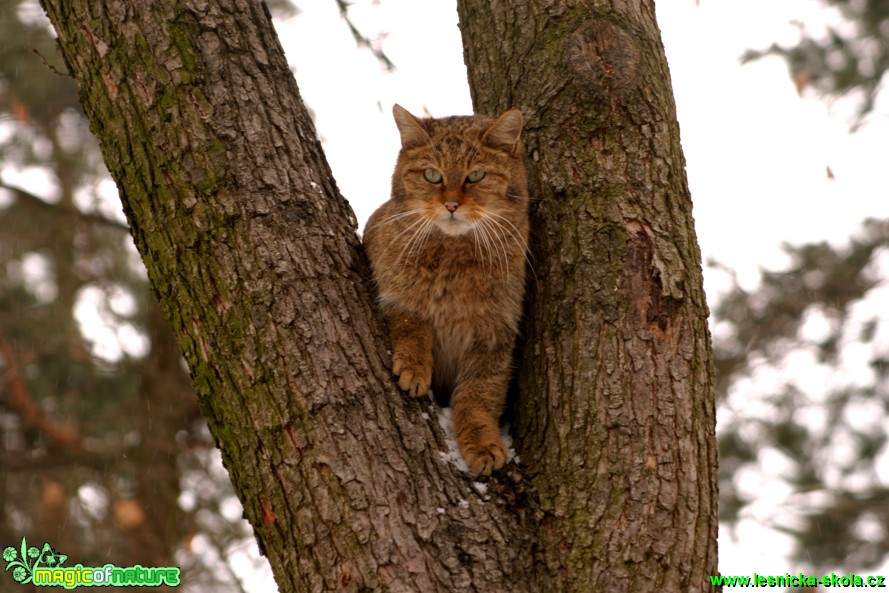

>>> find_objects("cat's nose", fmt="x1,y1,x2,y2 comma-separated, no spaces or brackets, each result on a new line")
444,201,460,213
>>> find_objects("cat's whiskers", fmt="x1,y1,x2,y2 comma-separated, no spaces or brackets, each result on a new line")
408,217,436,264
477,216,510,282
387,215,433,287
479,210,539,286
400,217,433,259
469,217,484,267
390,213,430,246
471,218,501,280
483,210,529,254
391,216,436,285
506,193,540,202
375,207,426,227
475,221,503,277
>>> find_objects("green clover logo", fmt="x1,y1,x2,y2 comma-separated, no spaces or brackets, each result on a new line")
3,537,66,585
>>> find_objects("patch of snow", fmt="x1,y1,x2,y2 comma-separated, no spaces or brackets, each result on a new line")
435,406,519,473
500,424,518,465
436,406,470,473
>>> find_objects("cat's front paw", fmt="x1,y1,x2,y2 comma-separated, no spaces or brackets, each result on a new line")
391,349,433,398
458,428,507,476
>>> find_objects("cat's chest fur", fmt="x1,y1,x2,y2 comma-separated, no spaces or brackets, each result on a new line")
375,221,523,339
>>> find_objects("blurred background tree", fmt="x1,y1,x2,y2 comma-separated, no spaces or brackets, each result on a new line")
714,222,889,571
741,0,889,131
0,1,276,590
717,0,889,578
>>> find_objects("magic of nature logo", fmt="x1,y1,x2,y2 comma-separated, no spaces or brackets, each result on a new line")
3,537,180,589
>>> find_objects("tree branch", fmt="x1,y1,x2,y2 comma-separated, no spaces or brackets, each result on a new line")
333,0,395,71
0,181,130,232
0,334,84,449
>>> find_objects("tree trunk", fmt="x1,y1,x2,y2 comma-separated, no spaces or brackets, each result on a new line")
458,1,718,590
39,0,717,591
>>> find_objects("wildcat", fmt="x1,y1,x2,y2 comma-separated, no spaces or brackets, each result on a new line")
363,104,529,475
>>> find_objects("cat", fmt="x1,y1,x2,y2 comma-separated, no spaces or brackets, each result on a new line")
363,104,529,475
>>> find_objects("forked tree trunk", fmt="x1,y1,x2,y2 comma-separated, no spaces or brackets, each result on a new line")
39,0,717,591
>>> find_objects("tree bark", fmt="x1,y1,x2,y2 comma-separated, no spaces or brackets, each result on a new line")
458,1,718,590
39,0,717,591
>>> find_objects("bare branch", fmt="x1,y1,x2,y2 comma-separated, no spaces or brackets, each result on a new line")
333,0,395,71
0,334,84,449
0,181,130,232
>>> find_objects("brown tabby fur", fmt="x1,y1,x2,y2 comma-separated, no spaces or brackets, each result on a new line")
363,104,529,475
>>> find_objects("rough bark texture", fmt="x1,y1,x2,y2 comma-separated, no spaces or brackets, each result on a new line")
458,1,718,591
39,0,717,591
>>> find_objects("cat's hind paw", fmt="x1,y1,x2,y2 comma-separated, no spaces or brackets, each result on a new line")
459,432,507,476
391,352,432,398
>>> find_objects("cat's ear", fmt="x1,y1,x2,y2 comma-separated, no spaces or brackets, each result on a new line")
393,104,429,149
482,109,524,154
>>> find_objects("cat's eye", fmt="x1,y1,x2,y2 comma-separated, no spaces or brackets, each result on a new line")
423,168,443,183
466,170,486,183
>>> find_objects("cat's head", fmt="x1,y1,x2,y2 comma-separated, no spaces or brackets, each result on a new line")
390,104,527,237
